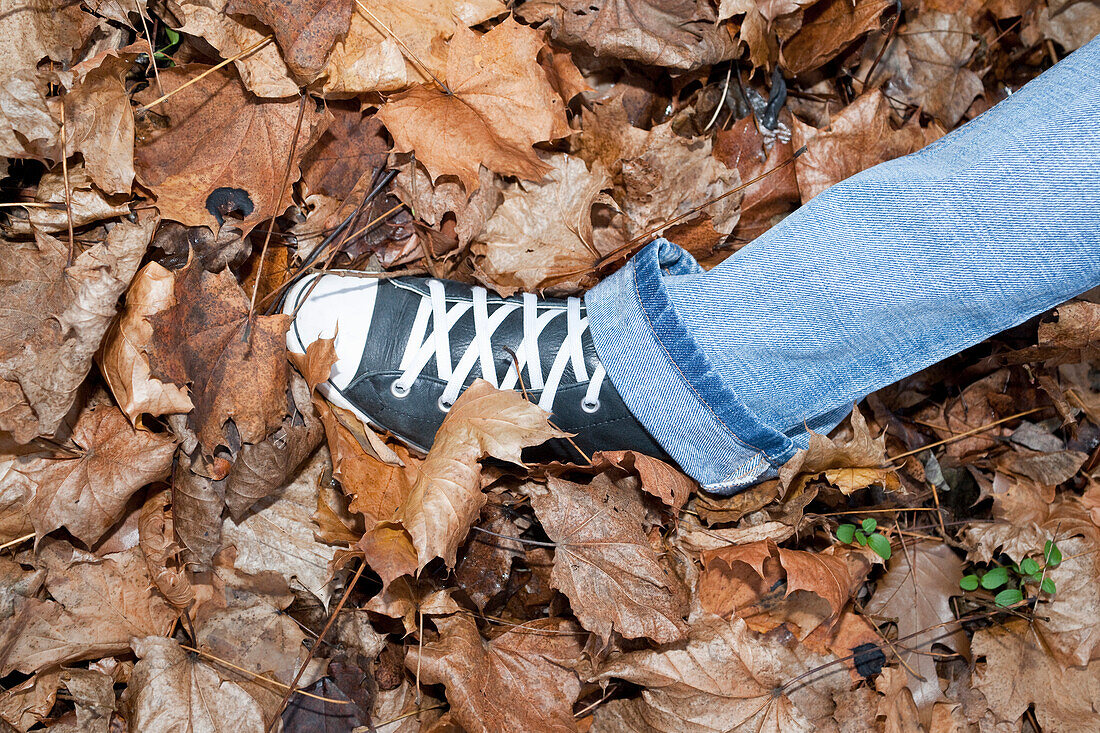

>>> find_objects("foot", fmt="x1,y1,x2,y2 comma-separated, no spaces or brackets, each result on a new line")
283,273,667,462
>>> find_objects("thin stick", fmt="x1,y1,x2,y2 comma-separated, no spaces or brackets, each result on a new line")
0,202,65,209
817,507,940,516
370,704,447,729
0,533,34,551
135,0,164,96
58,101,75,267
265,559,369,731
137,35,273,113
887,407,1045,462
179,644,350,705
353,0,450,93
703,64,732,132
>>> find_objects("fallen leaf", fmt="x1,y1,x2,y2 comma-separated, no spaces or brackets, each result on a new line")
227,0,353,81
528,474,689,643
779,405,900,494
0,668,59,731
13,164,132,234
20,403,175,545
61,50,137,195
123,636,266,733
0,69,60,161
405,613,584,733
864,541,967,718
0,0,84,89
134,64,327,232
1,541,177,675
366,577,461,635
593,450,696,511
377,18,571,192
391,163,502,250
148,257,291,451
719,0,816,69
782,0,893,75
593,615,850,732
1023,0,1100,52
0,456,36,545
299,104,390,200
0,215,156,442
98,262,195,424
397,380,564,570
473,153,615,293
58,668,115,733
320,0,507,94
520,0,739,70
138,489,194,609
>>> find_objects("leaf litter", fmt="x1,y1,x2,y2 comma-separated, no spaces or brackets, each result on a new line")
0,0,1097,731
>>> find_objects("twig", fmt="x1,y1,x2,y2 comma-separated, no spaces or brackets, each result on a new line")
137,35,273,113
0,533,34,552
179,644,350,705
886,407,1046,463
353,0,451,93
58,101,75,267
703,64,733,132
135,0,164,96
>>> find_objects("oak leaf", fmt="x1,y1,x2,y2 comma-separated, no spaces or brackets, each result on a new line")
124,636,266,733
148,258,291,452
779,405,900,494
593,615,851,733
528,474,689,644
520,0,739,70
99,262,194,425
377,18,571,192
227,0,353,81
20,403,176,545
134,64,327,231
405,614,583,733
0,215,156,442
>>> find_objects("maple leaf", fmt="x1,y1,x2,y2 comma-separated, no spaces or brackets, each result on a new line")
473,153,616,293
972,619,1100,732
781,0,893,75
405,613,584,733
779,405,900,495
20,403,176,545
227,0,353,81
397,380,564,570
299,105,390,200
124,636,266,733
521,0,739,70
377,18,572,192
148,258,290,452
391,162,502,250
0,215,156,442
0,68,59,161
366,577,461,634
719,0,816,69
593,449,696,512
528,474,690,644
321,0,507,94
12,164,132,234
1023,0,1100,52
864,541,967,718
791,91,939,202
0,0,84,90
172,0,299,98
593,615,850,733
1,541,177,675
99,262,195,424
0,456,35,545
134,64,327,232
0,667,59,731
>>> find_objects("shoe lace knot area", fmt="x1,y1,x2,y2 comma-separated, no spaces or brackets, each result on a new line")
390,280,606,414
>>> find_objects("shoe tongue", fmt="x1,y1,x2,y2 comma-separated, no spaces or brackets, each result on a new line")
356,279,424,374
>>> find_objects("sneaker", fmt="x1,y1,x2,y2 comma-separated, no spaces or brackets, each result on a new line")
283,273,668,463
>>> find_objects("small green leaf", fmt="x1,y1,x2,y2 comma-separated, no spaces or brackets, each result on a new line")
994,588,1024,607
854,530,868,546
960,575,979,591
837,524,856,544
1041,577,1056,595
1026,572,1042,584
1045,540,1062,567
981,567,1009,590
1020,557,1040,575
862,517,878,534
165,27,180,45
868,533,892,560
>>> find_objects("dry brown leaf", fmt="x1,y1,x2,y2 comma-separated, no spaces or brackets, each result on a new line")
520,0,739,70
123,636,266,733
864,541,966,719
148,258,290,452
227,0,352,81
61,51,137,195
98,262,194,424
20,403,175,545
972,619,1100,732
365,577,461,634
719,0,816,69
593,450,696,512
915,369,1010,459
0,0,84,89
397,380,564,570
1023,0,1100,52
169,0,299,98
0,668,59,731
170,451,227,567
391,163,502,251
138,489,194,609
593,615,851,733
134,64,327,232
779,405,900,494
12,164,132,234
377,18,571,192
300,105,390,200
0,456,36,545
1,541,177,675
473,153,615,293
528,474,689,644
791,91,938,202
405,613,584,733
0,69,60,161
0,215,156,442
57,668,115,733
782,0,893,75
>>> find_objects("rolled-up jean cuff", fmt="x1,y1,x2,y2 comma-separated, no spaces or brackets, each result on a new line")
585,238,799,493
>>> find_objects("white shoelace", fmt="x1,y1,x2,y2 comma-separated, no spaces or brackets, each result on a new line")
389,280,606,414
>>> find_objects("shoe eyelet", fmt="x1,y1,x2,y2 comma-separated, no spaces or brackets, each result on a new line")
581,399,600,414
437,396,454,413
391,380,411,399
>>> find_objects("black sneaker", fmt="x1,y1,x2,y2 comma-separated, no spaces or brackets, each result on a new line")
283,273,668,463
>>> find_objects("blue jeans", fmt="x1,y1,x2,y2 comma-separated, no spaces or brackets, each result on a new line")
586,35,1100,494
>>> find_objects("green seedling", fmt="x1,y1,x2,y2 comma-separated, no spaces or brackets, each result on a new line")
959,539,1061,607
836,517,892,560
153,28,181,66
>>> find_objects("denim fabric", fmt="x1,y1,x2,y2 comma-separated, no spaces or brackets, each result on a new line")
586,35,1100,493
